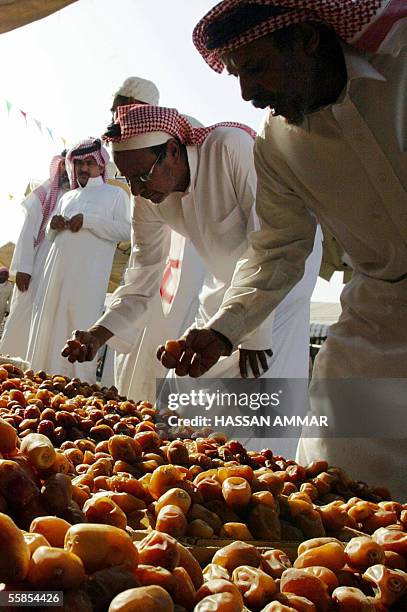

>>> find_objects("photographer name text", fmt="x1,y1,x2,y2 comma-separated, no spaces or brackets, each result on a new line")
166,414,328,428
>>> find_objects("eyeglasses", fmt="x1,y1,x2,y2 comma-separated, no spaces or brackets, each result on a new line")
115,148,165,185
139,148,165,182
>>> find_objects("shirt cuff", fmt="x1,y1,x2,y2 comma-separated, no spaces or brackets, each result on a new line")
239,310,275,350
240,331,273,351
12,264,33,276
81,214,94,230
206,308,245,349
95,309,136,354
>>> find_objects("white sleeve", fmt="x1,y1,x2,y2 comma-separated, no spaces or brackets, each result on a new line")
45,193,65,243
221,129,276,351
10,193,43,276
208,125,316,348
95,196,171,353
239,206,275,350
82,189,131,243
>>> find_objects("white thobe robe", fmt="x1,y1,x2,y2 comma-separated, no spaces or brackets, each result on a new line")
0,182,66,360
97,128,321,444
205,40,407,498
113,235,206,401
111,114,207,401
27,176,131,382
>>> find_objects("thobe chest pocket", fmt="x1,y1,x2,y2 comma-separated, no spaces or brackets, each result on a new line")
215,206,246,233
212,206,247,255
64,200,91,216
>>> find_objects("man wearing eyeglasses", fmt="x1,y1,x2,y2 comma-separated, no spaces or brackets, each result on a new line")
62,105,322,424
106,77,206,403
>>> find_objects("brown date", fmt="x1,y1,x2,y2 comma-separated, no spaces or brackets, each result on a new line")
281,568,331,611
344,536,385,571
232,565,277,608
212,541,261,573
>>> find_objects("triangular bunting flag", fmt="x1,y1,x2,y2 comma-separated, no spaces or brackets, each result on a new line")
3,98,68,147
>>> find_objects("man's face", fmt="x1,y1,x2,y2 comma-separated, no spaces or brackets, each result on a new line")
74,156,103,187
222,35,319,126
113,146,180,204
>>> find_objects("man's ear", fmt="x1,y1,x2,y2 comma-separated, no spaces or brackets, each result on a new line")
166,138,181,161
297,23,320,56
98,165,105,175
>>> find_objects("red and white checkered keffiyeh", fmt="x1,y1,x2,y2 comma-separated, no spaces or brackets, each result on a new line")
66,138,110,189
105,104,256,144
193,0,407,73
33,155,67,247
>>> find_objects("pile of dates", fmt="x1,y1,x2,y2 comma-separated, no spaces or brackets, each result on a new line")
0,363,406,545
0,363,143,446
1,517,407,611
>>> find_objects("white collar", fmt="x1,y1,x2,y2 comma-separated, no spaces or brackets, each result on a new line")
342,42,386,88
183,145,198,198
78,176,104,189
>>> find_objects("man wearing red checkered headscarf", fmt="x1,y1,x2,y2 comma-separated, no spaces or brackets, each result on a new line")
62,104,322,451
172,1,407,497
26,138,131,383
0,152,69,361
106,78,207,404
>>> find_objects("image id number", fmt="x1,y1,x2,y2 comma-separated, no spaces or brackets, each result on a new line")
0,591,63,606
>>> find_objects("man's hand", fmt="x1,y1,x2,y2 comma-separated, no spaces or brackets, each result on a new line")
68,214,84,233
239,349,273,378
157,328,233,377
61,326,113,363
50,215,67,231
15,272,31,292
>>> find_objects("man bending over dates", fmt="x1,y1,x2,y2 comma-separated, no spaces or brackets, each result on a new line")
62,105,321,387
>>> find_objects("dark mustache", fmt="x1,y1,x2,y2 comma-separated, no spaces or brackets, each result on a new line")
252,93,280,105
251,94,282,109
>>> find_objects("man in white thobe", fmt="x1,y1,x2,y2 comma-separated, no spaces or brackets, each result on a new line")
62,106,322,433
173,0,407,497
107,77,206,401
27,138,131,382
0,154,69,359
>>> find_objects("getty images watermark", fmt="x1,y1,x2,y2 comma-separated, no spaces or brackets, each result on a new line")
156,378,326,439
156,378,407,438
165,388,327,429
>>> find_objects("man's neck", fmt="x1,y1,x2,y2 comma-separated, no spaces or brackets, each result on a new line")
78,175,103,188
176,147,191,193
309,46,348,112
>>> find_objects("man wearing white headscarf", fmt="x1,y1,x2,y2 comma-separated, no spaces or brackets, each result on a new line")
27,138,131,382
106,77,206,402
0,153,69,360
111,76,160,118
